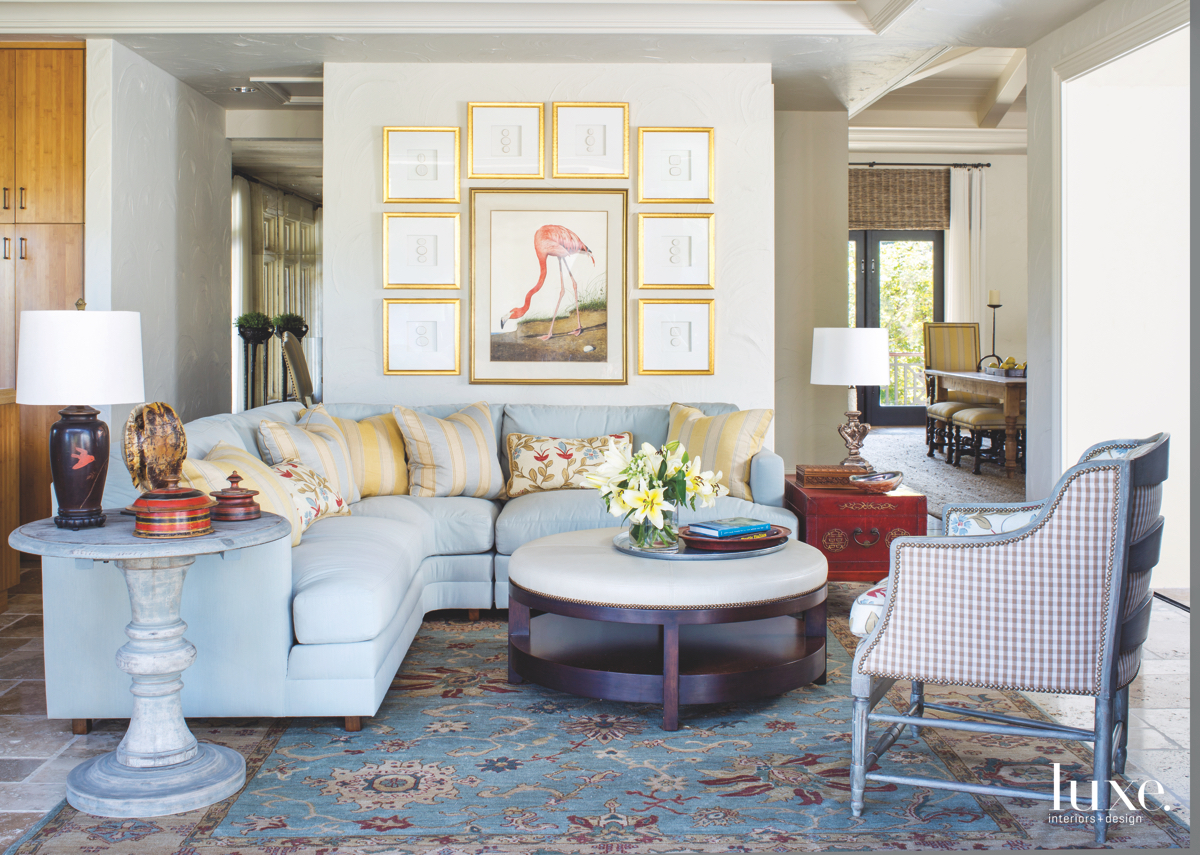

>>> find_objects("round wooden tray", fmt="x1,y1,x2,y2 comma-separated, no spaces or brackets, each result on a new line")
677,524,792,552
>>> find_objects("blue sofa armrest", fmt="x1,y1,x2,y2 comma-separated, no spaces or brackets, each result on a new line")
749,448,785,507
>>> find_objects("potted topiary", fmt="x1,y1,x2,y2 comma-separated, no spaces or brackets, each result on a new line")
272,312,308,341
234,311,273,346
235,312,273,409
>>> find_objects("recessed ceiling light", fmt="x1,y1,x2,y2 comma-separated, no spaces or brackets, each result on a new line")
230,86,258,93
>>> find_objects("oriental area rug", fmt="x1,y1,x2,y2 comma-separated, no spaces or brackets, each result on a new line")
8,585,1189,853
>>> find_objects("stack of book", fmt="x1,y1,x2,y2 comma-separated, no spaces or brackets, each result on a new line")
687,517,772,538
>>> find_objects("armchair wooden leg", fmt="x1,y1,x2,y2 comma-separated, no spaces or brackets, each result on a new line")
72,718,92,735
850,695,869,817
1114,687,1130,774
344,716,362,732
1093,697,1114,845
467,609,480,621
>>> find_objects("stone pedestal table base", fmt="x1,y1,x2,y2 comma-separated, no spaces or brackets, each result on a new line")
65,555,245,816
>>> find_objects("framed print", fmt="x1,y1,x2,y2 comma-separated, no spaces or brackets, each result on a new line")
638,127,715,203
638,299,714,375
383,298,460,375
383,127,460,203
384,213,460,289
468,102,544,178
470,188,627,385
552,103,629,179
638,213,714,289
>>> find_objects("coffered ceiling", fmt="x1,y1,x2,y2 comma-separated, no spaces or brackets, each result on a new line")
0,0,1104,112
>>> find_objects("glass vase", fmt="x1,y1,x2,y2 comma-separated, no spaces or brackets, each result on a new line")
628,505,679,551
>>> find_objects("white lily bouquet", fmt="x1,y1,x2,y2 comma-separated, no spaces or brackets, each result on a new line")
587,440,728,550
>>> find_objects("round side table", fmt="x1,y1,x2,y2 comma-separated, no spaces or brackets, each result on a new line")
9,509,290,818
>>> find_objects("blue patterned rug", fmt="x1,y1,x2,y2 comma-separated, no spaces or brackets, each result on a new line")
9,584,1189,852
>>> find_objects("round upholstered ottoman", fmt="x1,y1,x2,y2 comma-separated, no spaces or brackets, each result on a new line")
507,527,828,730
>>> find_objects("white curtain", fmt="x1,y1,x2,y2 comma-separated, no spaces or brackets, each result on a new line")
231,176,253,412
945,166,987,323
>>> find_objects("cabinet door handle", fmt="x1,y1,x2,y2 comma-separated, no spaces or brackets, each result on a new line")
851,527,881,547
2,188,8,210
2,237,9,260
18,188,25,210
18,237,26,260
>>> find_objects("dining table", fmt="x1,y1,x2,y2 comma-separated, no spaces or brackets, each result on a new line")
925,368,1027,478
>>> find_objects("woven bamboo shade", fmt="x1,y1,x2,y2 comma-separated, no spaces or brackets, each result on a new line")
849,168,950,230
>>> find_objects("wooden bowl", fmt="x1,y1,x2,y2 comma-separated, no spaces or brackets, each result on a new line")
849,470,903,494
677,525,791,551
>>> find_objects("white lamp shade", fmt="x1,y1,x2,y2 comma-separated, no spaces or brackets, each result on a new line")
810,327,890,386
16,310,145,405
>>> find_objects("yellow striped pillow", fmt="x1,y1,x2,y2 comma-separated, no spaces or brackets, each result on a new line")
392,403,504,499
179,441,303,546
324,413,409,499
257,404,360,504
666,403,773,501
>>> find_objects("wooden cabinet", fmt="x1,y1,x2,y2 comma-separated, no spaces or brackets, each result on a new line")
11,224,83,525
785,476,927,583
0,52,13,225
11,49,84,224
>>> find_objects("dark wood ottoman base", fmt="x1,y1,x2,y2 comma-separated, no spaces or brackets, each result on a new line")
508,581,828,731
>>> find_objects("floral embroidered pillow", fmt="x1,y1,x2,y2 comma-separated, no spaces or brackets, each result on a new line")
271,460,350,533
506,432,632,499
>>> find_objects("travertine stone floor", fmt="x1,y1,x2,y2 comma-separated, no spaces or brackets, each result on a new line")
0,568,1189,849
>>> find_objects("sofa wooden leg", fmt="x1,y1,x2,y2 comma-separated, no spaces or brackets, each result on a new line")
344,716,362,732
72,718,92,735
467,609,480,621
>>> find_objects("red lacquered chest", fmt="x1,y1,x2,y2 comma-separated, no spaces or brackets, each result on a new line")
784,475,927,583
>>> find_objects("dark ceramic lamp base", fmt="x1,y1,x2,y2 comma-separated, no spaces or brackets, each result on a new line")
50,405,110,530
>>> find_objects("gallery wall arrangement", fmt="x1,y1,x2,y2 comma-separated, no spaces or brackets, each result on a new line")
378,101,718,384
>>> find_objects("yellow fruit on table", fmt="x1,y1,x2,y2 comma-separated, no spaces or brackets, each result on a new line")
1001,357,1016,368
987,361,999,369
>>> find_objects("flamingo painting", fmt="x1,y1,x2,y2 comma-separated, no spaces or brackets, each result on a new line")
499,224,595,341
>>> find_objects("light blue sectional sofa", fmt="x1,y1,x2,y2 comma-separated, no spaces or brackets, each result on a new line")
42,402,796,727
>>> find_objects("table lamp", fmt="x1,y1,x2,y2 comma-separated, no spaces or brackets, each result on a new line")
810,327,890,471
16,308,145,529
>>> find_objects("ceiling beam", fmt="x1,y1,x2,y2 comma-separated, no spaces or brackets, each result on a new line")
847,46,988,119
977,49,1027,129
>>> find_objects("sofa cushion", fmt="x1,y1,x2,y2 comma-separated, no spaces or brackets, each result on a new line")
290,515,428,644
186,403,304,459
259,405,361,503
352,495,499,555
495,490,615,555
506,432,631,498
393,402,505,499
668,403,773,502
180,441,303,546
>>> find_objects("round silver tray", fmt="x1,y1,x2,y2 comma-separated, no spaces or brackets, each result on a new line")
612,530,788,561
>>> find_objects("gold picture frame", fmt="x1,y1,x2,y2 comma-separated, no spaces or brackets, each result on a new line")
637,127,715,203
383,126,460,203
383,213,461,289
638,298,715,375
637,212,715,290
467,102,545,179
470,187,628,385
552,102,630,179
383,298,461,375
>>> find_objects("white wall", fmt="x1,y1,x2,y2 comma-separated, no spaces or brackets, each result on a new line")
1061,28,1188,587
1026,0,1186,498
774,112,852,468
85,39,233,425
322,63,775,428
854,151,1028,363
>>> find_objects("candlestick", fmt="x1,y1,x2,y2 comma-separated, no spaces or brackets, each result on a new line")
988,289,1001,307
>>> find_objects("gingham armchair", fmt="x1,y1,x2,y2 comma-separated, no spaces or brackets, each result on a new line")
849,433,1169,845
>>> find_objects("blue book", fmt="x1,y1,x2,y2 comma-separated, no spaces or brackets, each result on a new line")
688,517,772,538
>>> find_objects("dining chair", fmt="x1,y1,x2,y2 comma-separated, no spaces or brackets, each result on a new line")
848,432,1169,845
282,332,315,407
951,406,1026,474
922,323,998,462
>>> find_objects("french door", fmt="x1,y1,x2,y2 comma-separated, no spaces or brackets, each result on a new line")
848,230,944,426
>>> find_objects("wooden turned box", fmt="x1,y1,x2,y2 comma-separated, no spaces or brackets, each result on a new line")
785,475,927,583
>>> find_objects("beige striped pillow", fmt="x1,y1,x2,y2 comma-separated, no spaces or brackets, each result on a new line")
666,403,773,501
257,404,360,504
179,442,303,546
392,403,504,499
326,413,409,498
